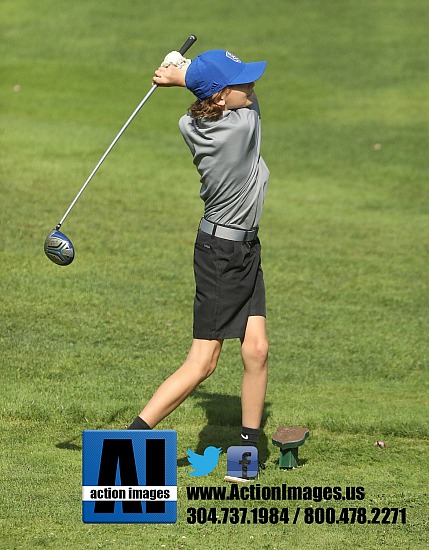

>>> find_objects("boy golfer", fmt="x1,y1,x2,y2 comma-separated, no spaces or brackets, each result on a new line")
128,50,269,460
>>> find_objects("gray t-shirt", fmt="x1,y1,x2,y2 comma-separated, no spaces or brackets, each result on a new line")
178,98,269,230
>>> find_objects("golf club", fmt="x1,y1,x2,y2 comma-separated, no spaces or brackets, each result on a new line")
44,34,197,266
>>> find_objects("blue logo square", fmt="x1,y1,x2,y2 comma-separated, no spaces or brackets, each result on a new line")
82,430,177,523
227,446,258,478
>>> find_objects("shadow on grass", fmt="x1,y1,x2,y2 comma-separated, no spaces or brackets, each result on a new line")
55,407,130,451
54,395,273,466
177,388,271,467
56,441,82,451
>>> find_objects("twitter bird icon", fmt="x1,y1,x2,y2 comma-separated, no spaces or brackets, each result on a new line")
187,446,222,476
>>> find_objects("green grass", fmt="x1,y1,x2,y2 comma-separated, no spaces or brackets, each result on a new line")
1,0,428,548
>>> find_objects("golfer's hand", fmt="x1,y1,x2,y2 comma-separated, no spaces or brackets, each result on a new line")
161,50,191,69
153,65,187,87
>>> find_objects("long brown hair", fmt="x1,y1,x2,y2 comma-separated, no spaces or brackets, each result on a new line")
189,90,225,120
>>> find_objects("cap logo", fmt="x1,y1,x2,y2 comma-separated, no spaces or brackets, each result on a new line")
226,51,242,63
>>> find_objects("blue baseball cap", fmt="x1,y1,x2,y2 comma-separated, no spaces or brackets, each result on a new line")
185,50,267,100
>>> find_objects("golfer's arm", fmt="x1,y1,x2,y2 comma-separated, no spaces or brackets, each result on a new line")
248,93,261,117
153,65,186,87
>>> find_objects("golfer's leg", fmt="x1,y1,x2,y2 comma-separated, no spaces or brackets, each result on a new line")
241,316,268,429
139,338,223,428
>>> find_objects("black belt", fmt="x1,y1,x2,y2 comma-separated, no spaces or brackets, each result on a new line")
200,218,258,242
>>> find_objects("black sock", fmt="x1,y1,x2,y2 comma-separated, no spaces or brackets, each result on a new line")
241,426,260,447
127,416,152,430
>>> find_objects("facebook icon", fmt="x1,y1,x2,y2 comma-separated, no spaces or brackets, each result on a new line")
226,446,258,479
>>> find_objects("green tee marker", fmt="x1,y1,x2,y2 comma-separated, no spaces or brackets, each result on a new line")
272,427,310,469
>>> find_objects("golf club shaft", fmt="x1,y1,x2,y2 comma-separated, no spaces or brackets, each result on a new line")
55,34,197,230
56,84,157,229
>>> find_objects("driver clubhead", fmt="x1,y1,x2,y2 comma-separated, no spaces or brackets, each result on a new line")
44,229,75,266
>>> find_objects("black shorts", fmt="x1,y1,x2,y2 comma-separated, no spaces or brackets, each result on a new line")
193,229,266,340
